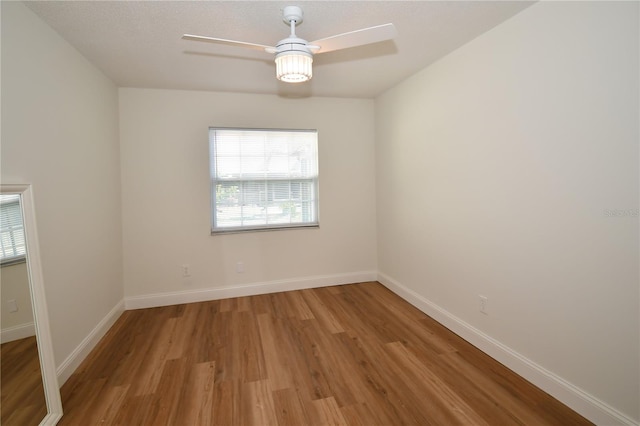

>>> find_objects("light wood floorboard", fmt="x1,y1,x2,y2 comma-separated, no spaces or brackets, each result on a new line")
59,282,592,425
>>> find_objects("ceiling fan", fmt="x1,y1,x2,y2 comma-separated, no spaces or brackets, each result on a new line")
182,5,397,83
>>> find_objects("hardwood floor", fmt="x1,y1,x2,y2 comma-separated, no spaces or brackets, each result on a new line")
1,336,48,425
60,282,592,425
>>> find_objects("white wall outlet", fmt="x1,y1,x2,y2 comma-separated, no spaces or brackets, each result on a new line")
236,261,245,273
479,295,488,315
181,264,191,278
7,299,18,313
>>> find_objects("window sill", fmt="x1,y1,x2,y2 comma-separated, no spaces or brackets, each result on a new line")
211,223,319,235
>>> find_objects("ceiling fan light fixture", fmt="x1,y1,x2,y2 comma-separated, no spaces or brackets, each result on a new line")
275,50,313,83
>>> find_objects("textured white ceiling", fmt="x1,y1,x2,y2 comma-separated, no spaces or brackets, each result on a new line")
25,1,535,99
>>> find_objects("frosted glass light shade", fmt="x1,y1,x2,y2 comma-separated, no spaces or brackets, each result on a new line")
275,51,313,83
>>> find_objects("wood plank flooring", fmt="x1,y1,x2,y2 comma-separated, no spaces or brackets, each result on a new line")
59,282,592,425
1,336,48,425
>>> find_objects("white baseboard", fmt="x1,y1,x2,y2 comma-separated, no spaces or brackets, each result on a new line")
377,272,637,426
56,300,125,386
1,322,36,344
124,271,377,310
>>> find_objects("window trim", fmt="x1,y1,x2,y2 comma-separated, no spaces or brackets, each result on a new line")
209,127,320,235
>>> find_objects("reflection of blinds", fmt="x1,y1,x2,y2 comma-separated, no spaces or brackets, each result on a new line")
0,195,26,262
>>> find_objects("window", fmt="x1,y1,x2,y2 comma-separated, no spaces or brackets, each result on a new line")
209,128,319,233
0,194,26,264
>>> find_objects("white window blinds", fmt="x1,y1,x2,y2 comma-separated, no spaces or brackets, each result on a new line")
0,194,26,263
209,128,319,233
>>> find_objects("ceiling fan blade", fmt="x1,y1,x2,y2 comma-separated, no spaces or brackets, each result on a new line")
310,23,397,54
182,34,274,52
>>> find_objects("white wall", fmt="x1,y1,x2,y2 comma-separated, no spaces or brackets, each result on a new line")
376,1,638,423
119,89,377,301
1,2,123,371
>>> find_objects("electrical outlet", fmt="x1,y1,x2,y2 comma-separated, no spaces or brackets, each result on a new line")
236,261,245,273
7,299,18,313
479,295,488,315
182,264,191,278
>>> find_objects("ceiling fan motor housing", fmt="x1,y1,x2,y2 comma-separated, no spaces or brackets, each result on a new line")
275,36,313,56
